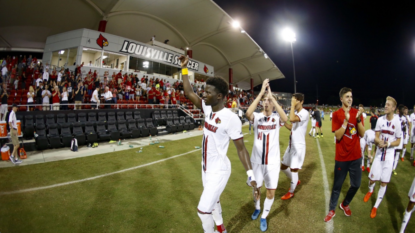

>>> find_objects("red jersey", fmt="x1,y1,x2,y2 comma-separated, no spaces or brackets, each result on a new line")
148,90,155,100
155,90,161,100
52,91,60,103
141,77,145,83
93,72,97,78
34,70,40,79
159,98,165,104
332,108,364,161
159,80,164,87
171,97,177,104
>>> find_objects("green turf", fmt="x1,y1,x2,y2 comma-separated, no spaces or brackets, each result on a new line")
0,116,414,233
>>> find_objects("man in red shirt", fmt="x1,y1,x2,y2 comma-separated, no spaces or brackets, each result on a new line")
324,87,365,222
148,87,155,104
155,87,161,104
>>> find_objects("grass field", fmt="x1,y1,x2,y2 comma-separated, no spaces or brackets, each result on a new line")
0,116,414,233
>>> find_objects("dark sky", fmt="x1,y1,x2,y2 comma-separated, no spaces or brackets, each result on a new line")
214,0,415,107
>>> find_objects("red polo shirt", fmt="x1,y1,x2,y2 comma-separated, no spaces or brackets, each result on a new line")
148,89,155,100
332,108,364,161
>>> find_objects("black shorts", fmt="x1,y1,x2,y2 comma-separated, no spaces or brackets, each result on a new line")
317,121,322,127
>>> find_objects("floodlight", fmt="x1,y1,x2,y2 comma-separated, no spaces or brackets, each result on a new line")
59,50,65,54
232,20,240,28
282,28,296,43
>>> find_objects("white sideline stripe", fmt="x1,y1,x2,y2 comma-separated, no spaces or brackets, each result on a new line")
316,139,334,233
0,149,201,196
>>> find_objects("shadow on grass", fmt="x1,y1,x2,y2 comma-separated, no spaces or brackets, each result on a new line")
385,182,404,232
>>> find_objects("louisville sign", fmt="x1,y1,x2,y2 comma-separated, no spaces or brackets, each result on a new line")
119,40,199,71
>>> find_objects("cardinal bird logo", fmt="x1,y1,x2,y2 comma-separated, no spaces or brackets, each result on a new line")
96,34,109,49
204,65,209,73
272,118,276,123
215,117,221,124
392,125,395,129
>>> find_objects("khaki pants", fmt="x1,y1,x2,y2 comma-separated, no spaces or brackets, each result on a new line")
11,128,19,146
75,101,82,110
53,103,60,110
43,103,50,111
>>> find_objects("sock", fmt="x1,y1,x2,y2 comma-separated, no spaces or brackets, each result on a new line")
255,198,261,210
400,209,414,233
374,185,387,208
411,148,414,158
282,168,292,180
312,128,315,136
368,182,375,193
321,132,323,136
198,212,215,233
367,157,371,167
290,172,299,193
309,128,312,134
212,202,224,226
393,152,400,170
261,198,275,219
402,148,406,158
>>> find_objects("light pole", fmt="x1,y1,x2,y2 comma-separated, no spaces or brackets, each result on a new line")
282,28,297,93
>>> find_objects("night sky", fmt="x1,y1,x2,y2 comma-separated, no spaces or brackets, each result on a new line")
215,0,415,107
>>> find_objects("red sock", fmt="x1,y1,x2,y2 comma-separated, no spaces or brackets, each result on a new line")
217,224,226,233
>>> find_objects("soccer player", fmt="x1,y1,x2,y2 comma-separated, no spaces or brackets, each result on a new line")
401,106,410,161
179,56,259,233
360,109,378,172
360,104,367,121
393,105,407,175
410,105,415,162
399,176,415,233
280,93,309,200
324,87,365,222
246,79,287,231
314,107,323,138
309,112,316,137
321,110,325,120
330,109,333,121
363,96,402,218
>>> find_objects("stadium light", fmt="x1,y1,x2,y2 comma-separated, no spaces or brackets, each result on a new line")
281,27,297,93
59,50,65,55
232,20,240,28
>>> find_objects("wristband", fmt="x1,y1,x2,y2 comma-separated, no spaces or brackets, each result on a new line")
356,118,361,123
387,142,391,148
181,68,188,75
247,170,256,182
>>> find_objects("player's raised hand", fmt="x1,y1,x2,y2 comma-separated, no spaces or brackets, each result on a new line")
344,106,351,121
178,55,189,69
260,79,269,95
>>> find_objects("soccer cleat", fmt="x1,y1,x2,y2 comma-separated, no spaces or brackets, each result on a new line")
324,210,336,222
393,170,397,175
316,135,320,139
339,202,351,216
9,155,16,164
251,209,261,220
321,135,324,138
260,218,268,232
361,166,365,172
309,133,311,136
366,167,370,173
281,192,294,200
401,158,404,162
364,192,373,202
370,207,377,218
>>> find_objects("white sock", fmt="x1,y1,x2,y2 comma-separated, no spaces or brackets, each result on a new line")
374,185,387,208
282,168,292,180
368,182,375,193
198,212,215,233
290,172,299,193
309,128,312,134
400,209,414,233
361,153,365,166
212,202,223,226
394,152,400,170
367,158,371,167
312,128,316,136
402,149,406,158
255,199,261,210
261,198,275,219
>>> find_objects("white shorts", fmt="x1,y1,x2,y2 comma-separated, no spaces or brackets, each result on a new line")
404,134,409,145
197,171,230,213
0,104,7,114
369,153,393,183
397,136,404,150
311,119,316,127
360,137,366,154
252,163,280,190
282,143,306,169
408,177,415,202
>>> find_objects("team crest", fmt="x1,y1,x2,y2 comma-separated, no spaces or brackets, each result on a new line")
392,125,395,129
97,34,109,49
349,127,357,135
272,118,276,123
371,174,374,178
215,117,221,124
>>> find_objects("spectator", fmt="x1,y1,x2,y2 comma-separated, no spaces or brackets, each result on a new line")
112,87,117,104
155,87,162,104
103,87,113,109
1,65,8,84
27,86,35,111
88,60,92,66
0,84,8,120
74,82,84,110
117,84,123,100
57,69,63,83
52,86,60,111
61,86,69,110
171,91,177,106
136,86,142,101
43,69,49,83
35,75,43,87
42,84,51,111
148,87,155,104
91,86,100,110
10,64,17,85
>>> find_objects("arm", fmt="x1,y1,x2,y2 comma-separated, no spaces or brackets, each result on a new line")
356,107,365,138
246,79,268,121
267,86,287,123
179,56,201,109
233,139,259,199
334,108,350,141
284,122,292,131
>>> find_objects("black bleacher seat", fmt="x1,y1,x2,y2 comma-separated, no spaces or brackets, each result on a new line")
160,111,168,125
145,118,158,136
173,110,179,118
137,119,150,137
88,112,97,122
166,117,177,134
107,121,120,140
126,111,134,121
173,117,183,132
180,116,190,130
117,120,132,139
127,121,141,138
133,111,141,120
98,112,107,122
167,110,173,119
47,124,62,148
186,116,196,130
96,122,111,141
152,110,161,126
35,115,45,127
67,113,76,125
108,112,116,122
46,114,55,126
78,113,87,126
117,112,126,121
24,115,34,139
34,124,49,150
56,114,66,126
60,123,73,147
85,122,98,143
72,122,86,146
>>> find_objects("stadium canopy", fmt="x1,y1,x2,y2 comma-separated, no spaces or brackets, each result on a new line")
0,0,284,89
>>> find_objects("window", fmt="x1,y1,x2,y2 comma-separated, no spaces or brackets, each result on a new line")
81,48,102,67
51,49,68,69
103,51,127,70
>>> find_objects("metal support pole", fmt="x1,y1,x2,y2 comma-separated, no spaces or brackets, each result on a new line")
290,42,297,93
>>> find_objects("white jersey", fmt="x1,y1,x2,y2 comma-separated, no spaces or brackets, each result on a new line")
410,113,415,137
311,118,316,127
290,108,309,145
251,112,281,165
374,115,402,161
201,100,243,173
364,129,375,149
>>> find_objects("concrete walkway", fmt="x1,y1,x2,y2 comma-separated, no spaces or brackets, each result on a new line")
0,129,204,168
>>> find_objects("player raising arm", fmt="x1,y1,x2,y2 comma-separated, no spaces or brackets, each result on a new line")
180,55,259,233
245,79,287,232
